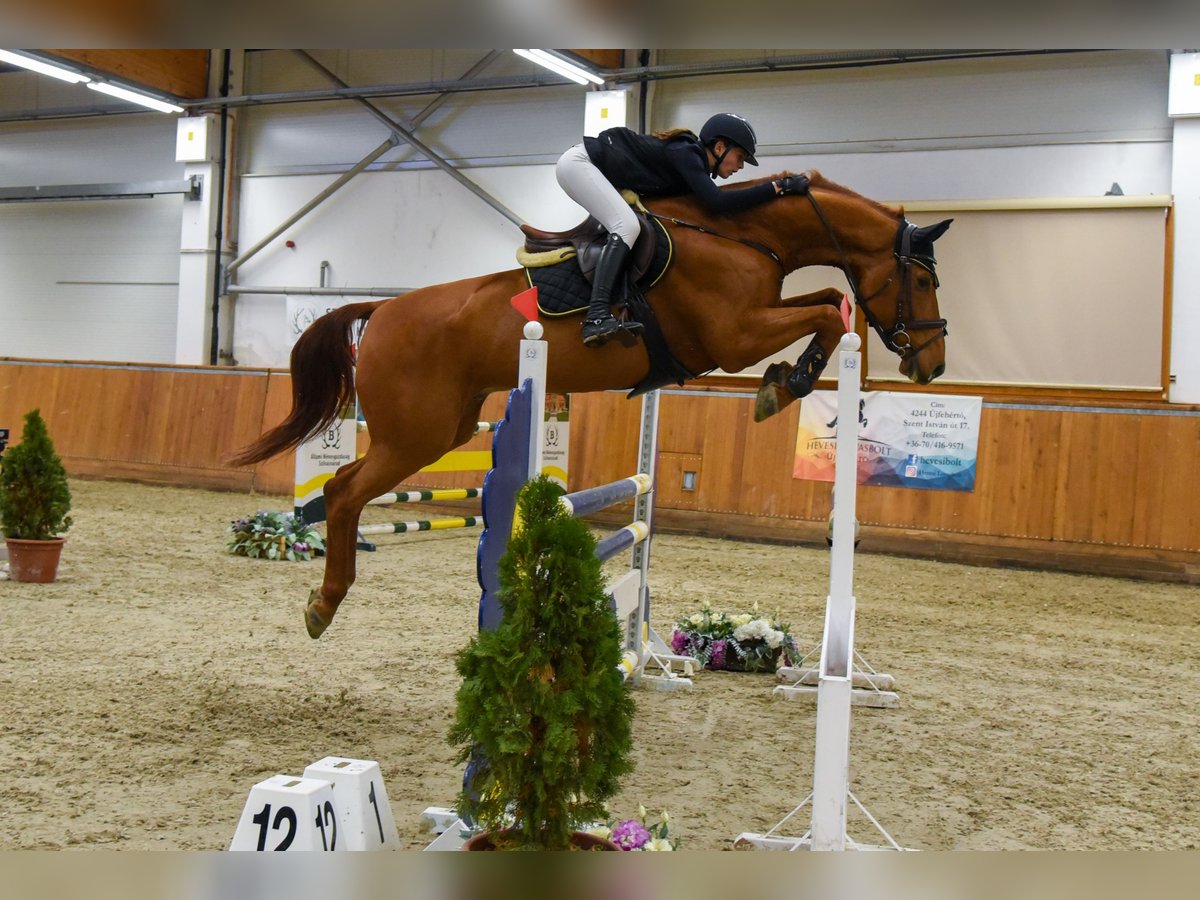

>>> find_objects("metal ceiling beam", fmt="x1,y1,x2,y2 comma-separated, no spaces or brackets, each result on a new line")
178,49,1097,110
224,51,523,290
182,71,570,110
294,50,521,226
604,48,1096,84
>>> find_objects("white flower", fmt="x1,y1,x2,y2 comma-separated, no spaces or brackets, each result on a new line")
730,614,753,627
733,618,769,641
638,803,647,820
645,839,673,851
660,811,670,826
689,613,705,626
732,618,786,649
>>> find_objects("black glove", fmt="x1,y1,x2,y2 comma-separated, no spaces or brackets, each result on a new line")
777,174,809,196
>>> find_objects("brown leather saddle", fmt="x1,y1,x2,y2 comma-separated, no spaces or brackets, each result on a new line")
518,208,661,287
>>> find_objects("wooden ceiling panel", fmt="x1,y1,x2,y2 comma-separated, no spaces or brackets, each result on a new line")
569,49,624,70
50,49,210,99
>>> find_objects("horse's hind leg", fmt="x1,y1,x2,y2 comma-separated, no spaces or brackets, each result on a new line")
304,445,413,638
304,398,486,639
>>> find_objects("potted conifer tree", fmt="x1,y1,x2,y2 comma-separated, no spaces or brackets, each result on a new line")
0,409,72,583
448,476,635,850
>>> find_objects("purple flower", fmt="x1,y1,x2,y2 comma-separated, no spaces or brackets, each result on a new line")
610,819,651,850
710,639,727,670
670,629,689,653
292,542,309,553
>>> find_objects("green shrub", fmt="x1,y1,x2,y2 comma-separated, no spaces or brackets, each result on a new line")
448,475,635,850
0,409,72,541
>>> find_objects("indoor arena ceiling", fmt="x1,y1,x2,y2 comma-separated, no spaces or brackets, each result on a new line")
1,49,1097,122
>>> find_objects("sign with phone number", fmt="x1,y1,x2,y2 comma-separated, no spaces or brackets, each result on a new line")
794,391,982,492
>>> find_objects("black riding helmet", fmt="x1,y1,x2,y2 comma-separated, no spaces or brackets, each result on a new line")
699,113,760,175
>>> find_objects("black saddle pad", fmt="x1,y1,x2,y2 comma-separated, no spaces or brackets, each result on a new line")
525,217,673,316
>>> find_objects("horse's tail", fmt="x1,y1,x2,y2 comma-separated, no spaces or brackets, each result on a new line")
228,300,382,466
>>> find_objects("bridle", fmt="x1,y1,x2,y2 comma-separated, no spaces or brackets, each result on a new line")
804,193,948,360
647,192,947,361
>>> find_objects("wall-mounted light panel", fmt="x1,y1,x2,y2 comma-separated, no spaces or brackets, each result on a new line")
1168,51,1200,118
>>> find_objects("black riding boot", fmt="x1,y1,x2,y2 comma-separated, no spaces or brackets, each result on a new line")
581,233,644,348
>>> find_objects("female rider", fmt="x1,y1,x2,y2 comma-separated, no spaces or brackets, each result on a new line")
555,112,807,347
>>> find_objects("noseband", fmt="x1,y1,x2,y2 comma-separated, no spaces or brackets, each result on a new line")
806,195,948,360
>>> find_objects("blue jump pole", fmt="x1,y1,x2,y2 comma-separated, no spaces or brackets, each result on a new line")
559,473,652,518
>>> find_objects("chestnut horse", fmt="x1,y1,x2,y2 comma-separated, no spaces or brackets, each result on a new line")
231,171,951,638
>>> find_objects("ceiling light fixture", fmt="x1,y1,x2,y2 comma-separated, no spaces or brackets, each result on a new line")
514,49,605,86
0,49,90,84
87,81,184,114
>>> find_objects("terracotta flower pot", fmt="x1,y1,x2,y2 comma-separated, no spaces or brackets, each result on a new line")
461,829,620,851
5,538,66,583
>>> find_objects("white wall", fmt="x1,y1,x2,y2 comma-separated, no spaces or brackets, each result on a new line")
231,165,583,366
0,114,186,363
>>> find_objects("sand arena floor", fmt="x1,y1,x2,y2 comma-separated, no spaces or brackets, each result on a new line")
1,479,1197,850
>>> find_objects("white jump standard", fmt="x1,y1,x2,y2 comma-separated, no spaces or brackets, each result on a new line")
735,332,910,852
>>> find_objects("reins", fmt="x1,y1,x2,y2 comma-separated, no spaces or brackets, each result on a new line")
647,190,947,361
645,211,785,269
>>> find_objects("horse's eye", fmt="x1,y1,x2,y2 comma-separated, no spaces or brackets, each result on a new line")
916,275,933,291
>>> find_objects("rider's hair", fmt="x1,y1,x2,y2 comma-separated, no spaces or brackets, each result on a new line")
652,127,696,141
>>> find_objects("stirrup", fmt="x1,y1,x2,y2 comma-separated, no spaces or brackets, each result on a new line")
582,315,643,348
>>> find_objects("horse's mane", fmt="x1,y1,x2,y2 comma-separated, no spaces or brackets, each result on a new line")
734,169,904,219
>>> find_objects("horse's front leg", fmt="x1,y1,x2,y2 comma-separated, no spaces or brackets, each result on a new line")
747,295,848,422
774,286,844,310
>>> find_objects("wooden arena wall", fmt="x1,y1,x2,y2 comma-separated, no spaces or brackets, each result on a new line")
1,359,1196,583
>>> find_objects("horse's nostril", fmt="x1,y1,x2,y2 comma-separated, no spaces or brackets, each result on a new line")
932,363,945,380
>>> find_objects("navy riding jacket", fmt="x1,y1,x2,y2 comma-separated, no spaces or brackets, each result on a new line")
582,127,776,213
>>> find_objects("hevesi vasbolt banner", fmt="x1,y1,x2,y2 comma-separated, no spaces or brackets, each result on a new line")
793,392,982,492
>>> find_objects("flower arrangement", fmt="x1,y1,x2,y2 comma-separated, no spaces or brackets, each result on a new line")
227,510,325,561
591,805,677,851
671,601,800,673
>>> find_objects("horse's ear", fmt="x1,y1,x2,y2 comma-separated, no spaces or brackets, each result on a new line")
914,218,953,243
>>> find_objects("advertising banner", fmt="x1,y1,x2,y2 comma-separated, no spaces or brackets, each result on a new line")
794,391,982,491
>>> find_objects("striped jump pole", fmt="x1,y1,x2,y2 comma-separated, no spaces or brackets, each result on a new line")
366,487,481,507
558,473,652,518
358,420,495,434
358,516,481,536
594,520,650,563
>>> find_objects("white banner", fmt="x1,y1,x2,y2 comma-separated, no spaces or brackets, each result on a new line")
794,391,983,492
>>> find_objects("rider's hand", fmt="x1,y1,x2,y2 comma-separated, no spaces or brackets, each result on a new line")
776,174,809,196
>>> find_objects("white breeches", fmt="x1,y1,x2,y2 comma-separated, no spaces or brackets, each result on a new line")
555,142,642,250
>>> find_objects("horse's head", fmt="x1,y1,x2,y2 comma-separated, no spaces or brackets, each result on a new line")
857,217,952,385
793,175,951,385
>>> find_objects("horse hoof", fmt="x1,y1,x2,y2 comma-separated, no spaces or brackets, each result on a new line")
755,362,792,421
754,383,786,422
305,590,331,639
